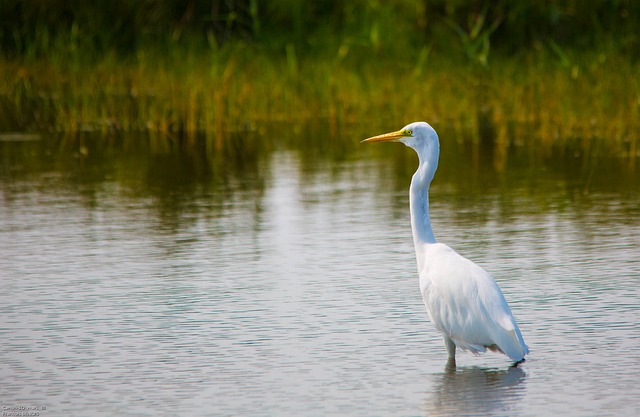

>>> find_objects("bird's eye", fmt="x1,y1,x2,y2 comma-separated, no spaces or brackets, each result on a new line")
405,130,413,136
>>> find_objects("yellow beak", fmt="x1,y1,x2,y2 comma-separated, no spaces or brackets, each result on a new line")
361,129,412,143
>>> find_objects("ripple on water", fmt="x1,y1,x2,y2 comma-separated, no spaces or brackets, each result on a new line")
1,148,639,416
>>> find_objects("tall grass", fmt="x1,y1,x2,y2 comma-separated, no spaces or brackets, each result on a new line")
0,37,638,159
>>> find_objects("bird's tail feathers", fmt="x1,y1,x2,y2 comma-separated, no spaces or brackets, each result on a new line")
495,328,528,361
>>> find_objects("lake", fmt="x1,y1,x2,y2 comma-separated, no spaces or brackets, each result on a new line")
1,123,639,416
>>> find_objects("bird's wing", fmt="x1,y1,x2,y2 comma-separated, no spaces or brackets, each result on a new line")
474,267,529,360
420,243,528,360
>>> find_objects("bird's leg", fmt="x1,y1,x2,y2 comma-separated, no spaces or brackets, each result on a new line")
444,336,456,359
445,357,457,373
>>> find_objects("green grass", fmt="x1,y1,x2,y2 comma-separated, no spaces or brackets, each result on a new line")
0,40,638,159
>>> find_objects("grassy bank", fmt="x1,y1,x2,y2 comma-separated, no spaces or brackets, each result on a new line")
1,0,639,158
2,43,638,156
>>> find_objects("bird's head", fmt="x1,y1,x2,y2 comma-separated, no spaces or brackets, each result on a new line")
361,122,439,152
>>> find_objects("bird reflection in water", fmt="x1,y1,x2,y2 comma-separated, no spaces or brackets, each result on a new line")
424,359,527,417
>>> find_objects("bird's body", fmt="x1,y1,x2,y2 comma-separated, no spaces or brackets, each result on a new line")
363,122,528,363
418,242,528,361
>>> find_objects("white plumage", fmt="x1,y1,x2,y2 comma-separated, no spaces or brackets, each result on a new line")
363,122,529,363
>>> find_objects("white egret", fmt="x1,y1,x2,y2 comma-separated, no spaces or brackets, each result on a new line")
363,122,529,363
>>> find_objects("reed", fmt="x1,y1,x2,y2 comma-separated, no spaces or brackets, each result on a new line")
0,40,638,158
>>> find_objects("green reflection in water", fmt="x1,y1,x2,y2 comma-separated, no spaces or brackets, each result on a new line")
0,123,637,234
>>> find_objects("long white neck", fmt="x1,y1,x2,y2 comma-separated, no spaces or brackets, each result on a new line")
389,123,440,272
408,142,439,272
409,163,437,246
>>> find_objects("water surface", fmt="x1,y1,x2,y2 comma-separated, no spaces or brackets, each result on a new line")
1,126,639,416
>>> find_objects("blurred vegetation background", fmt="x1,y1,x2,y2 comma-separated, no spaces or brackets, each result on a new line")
2,0,638,59
0,0,638,155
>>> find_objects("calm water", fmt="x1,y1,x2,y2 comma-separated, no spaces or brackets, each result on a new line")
1,126,639,416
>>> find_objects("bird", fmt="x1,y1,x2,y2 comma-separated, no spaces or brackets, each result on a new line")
362,122,529,364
